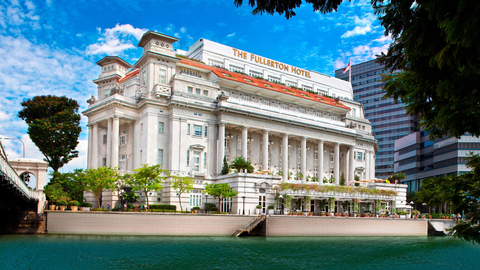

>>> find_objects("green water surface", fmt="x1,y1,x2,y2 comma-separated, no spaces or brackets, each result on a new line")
0,235,479,269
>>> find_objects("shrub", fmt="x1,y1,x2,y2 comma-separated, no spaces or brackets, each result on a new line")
127,204,134,209
68,200,79,206
91,208,108,211
148,204,176,211
205,203,217,211
256,204,262,209
396,210,409,215
192,206,201,210
81,202,92,207
210,211,227,214
268,205,274,210
57,200,68,206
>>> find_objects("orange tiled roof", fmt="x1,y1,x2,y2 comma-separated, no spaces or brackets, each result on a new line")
180,59,350,110
118,68,139,83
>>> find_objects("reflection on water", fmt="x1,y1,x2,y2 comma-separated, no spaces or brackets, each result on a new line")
0,235,479,269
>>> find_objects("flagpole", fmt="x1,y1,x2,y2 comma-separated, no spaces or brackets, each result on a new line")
349,58,351,83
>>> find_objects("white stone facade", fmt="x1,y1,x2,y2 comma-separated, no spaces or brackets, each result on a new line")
83,31,380,214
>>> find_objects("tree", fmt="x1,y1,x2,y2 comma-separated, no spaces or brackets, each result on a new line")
387,172,407,184
340,172,345,186
81,167,119,208
204,183,238,213
50,170,85,203
125,164,167,206
18,95,81,172
234,0,480,138
221,156,230,175
43,182,69,203
230,156,254,173
170,174,194,212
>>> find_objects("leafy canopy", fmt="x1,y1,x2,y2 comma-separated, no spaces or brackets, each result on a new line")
170,174,194,212
81,167,119,208
125,164,168,206
18,95,81,172
204,183,238,212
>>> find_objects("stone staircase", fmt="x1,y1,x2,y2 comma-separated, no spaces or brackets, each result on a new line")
232,215,266,237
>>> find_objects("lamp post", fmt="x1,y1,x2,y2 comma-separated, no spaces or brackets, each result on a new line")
242,196,246,215
204,193,208,213
1,137,25,158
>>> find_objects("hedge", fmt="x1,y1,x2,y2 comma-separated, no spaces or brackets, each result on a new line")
148,204,176,211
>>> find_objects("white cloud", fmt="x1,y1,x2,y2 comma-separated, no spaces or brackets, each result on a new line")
86,24,147,55
341,13,376,38
226,32,235,38
0,0,40,31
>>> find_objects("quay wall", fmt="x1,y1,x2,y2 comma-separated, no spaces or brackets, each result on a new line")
45,211,253,236
266,216,428,236
45,212,429,236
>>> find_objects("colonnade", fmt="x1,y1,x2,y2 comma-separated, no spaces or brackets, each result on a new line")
216,124,373,183
87,116,120,169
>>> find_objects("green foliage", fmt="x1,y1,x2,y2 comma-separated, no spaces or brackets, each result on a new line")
340,172,345,186
387,173,407,183
18,95,81,172
91,208,108,212
49,170,85,203
204,183,238,213
323,176,328,183
148,204,176,210
81,202,92,208
278,183,398,196
396,211,409,216
328,197,336,213
125,164,167,206
204,203,217,212
268,204,274,210
192,206,201,211
81,167,119,209
43,182,70,203
276,171,283,176
68,200,79,206
221,156,230,175
230,156,254,173
120,192,139,204
57,200,67,206
329,176,335,184
283,194,293,210
233,0,343,19
170,174,194,211
295,172,303,180
256,204,262,209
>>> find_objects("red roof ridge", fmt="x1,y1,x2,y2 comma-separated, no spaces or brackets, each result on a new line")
118,68,139,83
179,59,350,111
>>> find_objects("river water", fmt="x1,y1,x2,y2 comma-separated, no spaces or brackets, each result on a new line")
1,235,479,269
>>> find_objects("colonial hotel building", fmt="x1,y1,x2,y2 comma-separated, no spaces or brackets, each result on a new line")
84,31,407,214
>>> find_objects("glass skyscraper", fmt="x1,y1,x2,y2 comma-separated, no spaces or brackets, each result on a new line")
335,59,418,179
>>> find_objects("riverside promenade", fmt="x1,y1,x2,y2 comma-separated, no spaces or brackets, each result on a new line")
44,211,429,237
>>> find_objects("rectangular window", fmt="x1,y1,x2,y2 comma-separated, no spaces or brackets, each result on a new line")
297,164,301,172
119,155,126,171
193,125,202,136
279,145,282,155
314,147,318,160
187,124,191,135
243,95,250,101
263,99,270,105
143,70,147,85
158,149,163,167
193,151,200,171
299,108,306,113
282,104,288,110
103,134,107,144
187,86,193,93
159,69,166,84
102,158,106,167
297,144,301,158
330,153,334,162
120,135,126,146
203,90,209,96
186,150,190,166
204,126,208,137
190,194,202,207
158,122,164,133
357,152,363,161
140,123,143,135
195,88,201,95
225,138,230,148
204,152,207,168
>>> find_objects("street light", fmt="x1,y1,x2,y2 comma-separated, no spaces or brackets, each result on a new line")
1,138,25,158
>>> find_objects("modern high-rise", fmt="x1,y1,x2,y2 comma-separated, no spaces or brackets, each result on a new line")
335,60,418,179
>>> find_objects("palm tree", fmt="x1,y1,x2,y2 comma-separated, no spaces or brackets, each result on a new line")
230,156,254,173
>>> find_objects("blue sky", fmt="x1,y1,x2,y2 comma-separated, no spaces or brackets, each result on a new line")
0,0,390,184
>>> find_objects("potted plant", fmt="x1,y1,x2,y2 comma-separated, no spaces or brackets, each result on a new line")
192,206,200,213
48,201,56,211
267,204,275,215
256,204,262,215
69,200,79,211
57,200,68,211
80,202,92,211
321,212,326,216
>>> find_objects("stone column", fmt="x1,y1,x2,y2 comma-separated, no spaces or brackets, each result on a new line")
318,140,324,184
262,131,268,171
282,134,289,181
349,146,355,183
371,151,376,179
207,122,215,176
218,123,225,174
301,137,307,181
106,118,112,167
242,127,248,159
92,123,98,168
334,143,340,185
87,125,92,169
111,117,119,168
365,150,370,180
